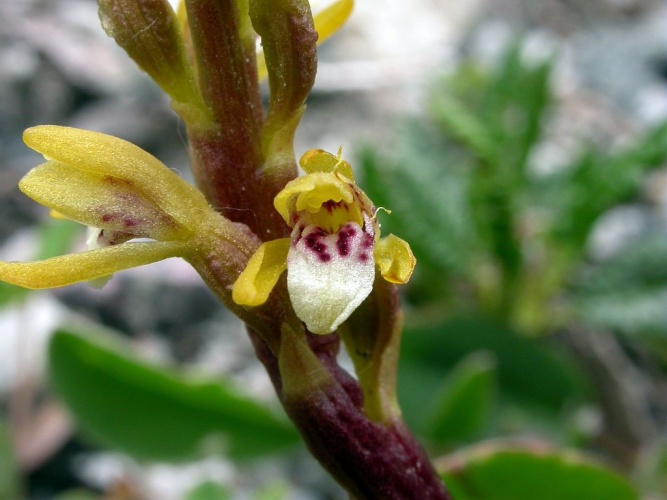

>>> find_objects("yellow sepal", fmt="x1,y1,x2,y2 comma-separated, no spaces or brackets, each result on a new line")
20,161,184,241
311,0,354,46
232,238,290,306
22,126,211,232
374,234,416,284
0,241,187,290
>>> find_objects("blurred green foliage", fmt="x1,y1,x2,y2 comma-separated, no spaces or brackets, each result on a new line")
0,418,21,500
0,218,80,306
360,41,667,497
49,328,299,461
361,44,667,337
439,445,639,500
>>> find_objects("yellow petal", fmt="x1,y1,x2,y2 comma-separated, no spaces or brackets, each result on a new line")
274,172,353,224
311,0,353,45
22,126,211,231
0,241,187,290
232,238,290,306
257,0,354,81
299,148,354,180
374,234,415,284
20,161,184,241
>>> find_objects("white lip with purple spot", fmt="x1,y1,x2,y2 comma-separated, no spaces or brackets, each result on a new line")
287,221,376,334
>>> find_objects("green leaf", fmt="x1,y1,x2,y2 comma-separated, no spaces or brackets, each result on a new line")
573,234,667,337
575,234,667,294
545,123,667,249
422,351,497,446
359,123,476,280
253,481,290,500
186,481,232,500
430,93,498,164
0,219,80,307
577,287,667,337
48,328,300,462
400,317,588,413
0,418,21,500
36,218,81,261
439,443,638,500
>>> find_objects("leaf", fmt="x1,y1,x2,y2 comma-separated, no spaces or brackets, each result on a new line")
0,419,21,500
573,233,667,337
48,328,300,462
577,287,667,337
575,234,667,294
359,122,477,280
438,442,638,500
186,481,232,500
422,351,497,446
0,219,81,307
545,123,667,249
36,218,81,261
400,317,588,413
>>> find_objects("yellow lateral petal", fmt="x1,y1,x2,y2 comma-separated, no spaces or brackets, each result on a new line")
374,234,416,284
22,126,210,231
232,238,290,306
0,241,187,290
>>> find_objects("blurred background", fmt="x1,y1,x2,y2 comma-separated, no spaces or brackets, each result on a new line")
1,0,667,498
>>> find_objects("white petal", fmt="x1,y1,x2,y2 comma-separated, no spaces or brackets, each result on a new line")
287,223,375,334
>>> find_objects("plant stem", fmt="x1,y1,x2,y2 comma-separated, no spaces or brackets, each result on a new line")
248,329,452,499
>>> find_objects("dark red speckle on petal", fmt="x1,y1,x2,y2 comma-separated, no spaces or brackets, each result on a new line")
304,230,332,262
336,232,350,257
362,234,374,249
323,200,345,213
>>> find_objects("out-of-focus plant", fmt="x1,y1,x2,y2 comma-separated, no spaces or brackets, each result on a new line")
361,41,667,498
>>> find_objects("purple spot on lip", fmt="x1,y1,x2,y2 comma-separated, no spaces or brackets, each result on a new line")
304,230,332,262
336,227,352,257
362,234,374,249
336,235,349,256
359,253,369,262
101,214,114,223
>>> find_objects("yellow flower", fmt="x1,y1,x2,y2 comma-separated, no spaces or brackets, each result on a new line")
0,125,222,289
232,148,415,335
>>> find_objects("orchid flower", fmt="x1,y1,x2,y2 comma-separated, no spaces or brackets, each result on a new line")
0,126,232,290
232,148,415,334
